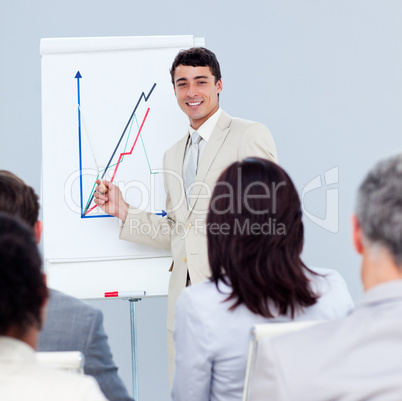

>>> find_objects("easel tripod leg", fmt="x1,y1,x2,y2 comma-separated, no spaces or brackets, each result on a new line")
129,298,141,401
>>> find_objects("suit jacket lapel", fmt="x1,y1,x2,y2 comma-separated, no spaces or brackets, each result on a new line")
188,112,232,211
169,132,190,221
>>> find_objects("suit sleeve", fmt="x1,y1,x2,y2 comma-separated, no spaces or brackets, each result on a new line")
84,309,134,401
171,290,213,401
238,122,278,163
119,151,175,250
120,205,174,250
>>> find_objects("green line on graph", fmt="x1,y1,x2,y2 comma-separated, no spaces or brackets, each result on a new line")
135,114,158,174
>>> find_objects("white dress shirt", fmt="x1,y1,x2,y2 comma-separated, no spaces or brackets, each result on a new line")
0,336,107,401
182,108,223,175
172,266,354,401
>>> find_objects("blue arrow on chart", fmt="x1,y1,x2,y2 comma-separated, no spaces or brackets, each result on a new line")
155,210,167,217
75,70,112,219
75,71,85,217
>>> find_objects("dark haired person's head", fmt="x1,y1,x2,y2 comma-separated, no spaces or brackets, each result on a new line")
0,170,41,242
207,158,318,318
170,47,223,130
0,213,48,337
170,47,222,85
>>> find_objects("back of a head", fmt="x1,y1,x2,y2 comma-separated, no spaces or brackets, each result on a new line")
0,170,39,227
207,157,318,318
0,213,47,336
170,47,222,84
356,153,402,266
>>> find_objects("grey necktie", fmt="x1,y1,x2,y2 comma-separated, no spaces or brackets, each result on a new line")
183,131,202,204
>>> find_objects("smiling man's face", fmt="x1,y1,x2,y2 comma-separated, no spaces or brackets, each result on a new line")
173,65,222,130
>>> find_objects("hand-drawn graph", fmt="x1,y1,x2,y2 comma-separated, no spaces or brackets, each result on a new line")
75,71,161,218
41,35,195,264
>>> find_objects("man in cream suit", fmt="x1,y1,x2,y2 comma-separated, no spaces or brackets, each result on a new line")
248,153,402,401
94,47,277,378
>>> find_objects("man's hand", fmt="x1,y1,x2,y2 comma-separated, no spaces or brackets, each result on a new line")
94,179,129,222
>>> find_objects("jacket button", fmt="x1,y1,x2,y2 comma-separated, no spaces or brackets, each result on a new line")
182,256,187,263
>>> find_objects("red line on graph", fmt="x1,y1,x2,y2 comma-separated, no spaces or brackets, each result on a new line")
85,108,151,216
110,107,150,183
86,204,97,215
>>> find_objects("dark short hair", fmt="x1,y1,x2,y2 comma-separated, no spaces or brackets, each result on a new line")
170,47,222,84
0,170,39,227
0,213,47,335
207,158,319,318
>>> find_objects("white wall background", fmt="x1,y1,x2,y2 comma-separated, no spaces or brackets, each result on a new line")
1,1,402,400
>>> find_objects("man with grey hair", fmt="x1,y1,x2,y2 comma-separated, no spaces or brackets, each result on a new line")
248,154,402,401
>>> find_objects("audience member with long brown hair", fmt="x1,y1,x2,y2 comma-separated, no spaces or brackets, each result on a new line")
172,158,354,401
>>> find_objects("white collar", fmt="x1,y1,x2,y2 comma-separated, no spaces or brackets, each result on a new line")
0,336,36,364
188,108,222,143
